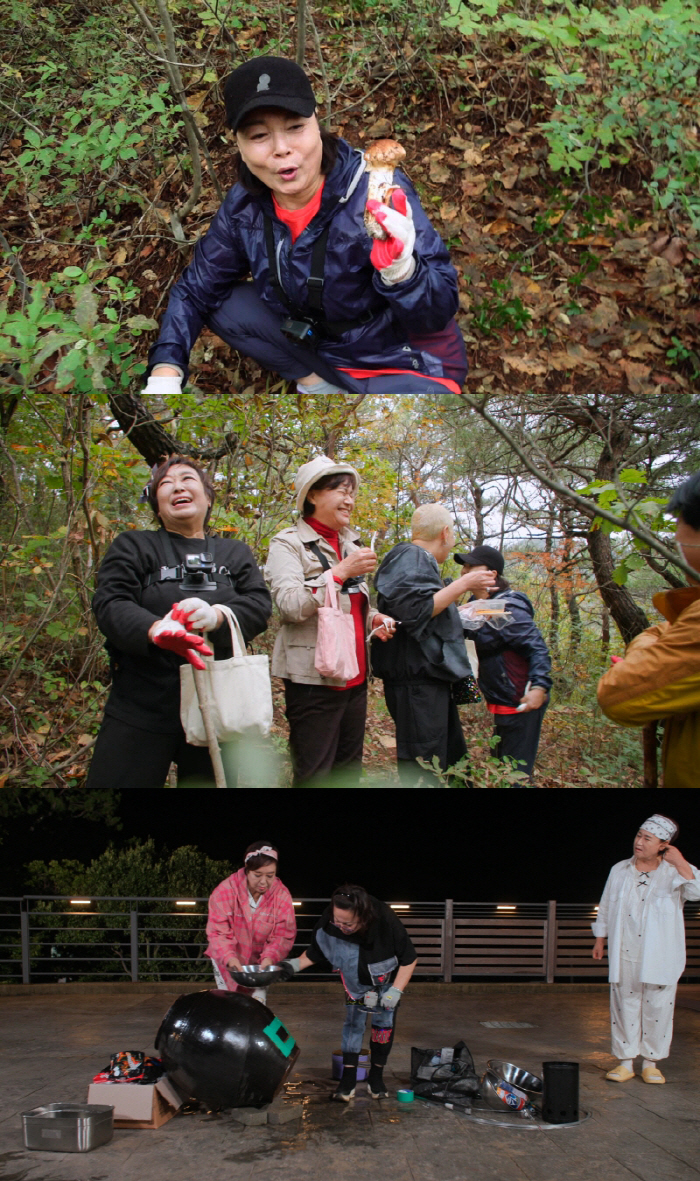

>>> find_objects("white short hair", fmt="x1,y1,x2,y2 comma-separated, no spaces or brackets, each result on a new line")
411,503,453,541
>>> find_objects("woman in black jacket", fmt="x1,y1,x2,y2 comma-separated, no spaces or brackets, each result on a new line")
457,546,552,781
87,457,271,788
279,884,417,1101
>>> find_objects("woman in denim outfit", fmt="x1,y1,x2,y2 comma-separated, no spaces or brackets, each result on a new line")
279,884,417,1100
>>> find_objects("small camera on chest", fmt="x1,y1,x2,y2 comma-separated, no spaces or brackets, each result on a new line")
181,553,217,592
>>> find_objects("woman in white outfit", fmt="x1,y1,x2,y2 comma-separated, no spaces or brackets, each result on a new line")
592,814,700,1084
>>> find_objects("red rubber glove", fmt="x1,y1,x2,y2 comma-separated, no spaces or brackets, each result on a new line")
610,655,624,664
366,189,416,283
151,616,213,670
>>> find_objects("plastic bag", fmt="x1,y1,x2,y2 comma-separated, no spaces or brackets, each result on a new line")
409,1040,479,1110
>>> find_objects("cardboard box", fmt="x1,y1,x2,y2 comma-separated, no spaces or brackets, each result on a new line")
86,1078,182,1129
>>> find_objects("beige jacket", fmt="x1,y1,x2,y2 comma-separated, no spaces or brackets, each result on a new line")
265,518,379,685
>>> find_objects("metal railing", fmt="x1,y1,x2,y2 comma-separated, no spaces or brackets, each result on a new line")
1,896,699,985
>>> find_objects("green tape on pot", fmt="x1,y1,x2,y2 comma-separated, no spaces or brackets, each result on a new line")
263,1017,296,1058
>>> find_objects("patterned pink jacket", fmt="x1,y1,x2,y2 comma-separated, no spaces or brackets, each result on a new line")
205,869,297,992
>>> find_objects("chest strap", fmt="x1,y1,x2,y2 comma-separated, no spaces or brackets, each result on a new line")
263,214,374,338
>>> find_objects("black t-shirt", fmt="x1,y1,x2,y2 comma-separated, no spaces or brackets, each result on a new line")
307,898,417,986
92,529,272,733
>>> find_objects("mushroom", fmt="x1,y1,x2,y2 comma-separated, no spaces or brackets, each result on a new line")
364,138,406,239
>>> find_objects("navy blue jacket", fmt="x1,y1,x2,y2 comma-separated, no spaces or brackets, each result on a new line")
468,590,552,707
148,138,460,381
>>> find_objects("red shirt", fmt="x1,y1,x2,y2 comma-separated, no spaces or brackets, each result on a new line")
273,180,325,243
305,517,367,689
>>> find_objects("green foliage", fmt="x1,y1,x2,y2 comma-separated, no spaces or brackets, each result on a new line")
20,839,234,982
578,469,670,585
470,278,533,338
443,0,700,228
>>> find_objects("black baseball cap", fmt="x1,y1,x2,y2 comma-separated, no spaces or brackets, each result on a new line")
223,57,316,132
455,545,505,576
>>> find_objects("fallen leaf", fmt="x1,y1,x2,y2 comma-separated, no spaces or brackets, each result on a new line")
549,344,599,371
463,148,483,166
644,256,676,289
439,201,460,221
429,161,451,184
77,733,94,746
505,119,524,134
661,238,685,266
500,167,519,190
378,734,397,750
113,247,127,265
484,218,513,236
619,358,653,393
367,118,393,137
461,176,487,198
449,136,471,150
627,342,662,358
502,354,547,376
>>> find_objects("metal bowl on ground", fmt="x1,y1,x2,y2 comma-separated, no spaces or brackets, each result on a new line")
228,965,285,987
480,1069,531,1113
487,1060,543,1097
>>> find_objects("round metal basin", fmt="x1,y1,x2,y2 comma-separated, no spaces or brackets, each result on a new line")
487,1060,543,1097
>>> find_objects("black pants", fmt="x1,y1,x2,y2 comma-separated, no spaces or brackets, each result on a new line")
283,680,367,786
85,715,215,788
493,705,546,780
383,680,467,785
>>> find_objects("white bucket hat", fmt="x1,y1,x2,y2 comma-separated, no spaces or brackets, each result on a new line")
294,455,360,514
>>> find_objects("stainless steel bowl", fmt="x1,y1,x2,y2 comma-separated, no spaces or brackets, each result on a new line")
480,1068,532,1112
487,1060,543,1097
228,964,285,988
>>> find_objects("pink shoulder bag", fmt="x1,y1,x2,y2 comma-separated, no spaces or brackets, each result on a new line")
314,570,359,681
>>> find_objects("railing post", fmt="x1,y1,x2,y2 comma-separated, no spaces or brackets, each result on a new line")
545,899,557,984
443,898,454,983
130,906,139,983
21,899,30,984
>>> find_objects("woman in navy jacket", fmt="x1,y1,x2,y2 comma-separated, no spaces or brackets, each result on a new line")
457,546,552,781
144,56,466,405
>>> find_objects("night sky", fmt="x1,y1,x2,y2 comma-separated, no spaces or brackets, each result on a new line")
7,790,700,902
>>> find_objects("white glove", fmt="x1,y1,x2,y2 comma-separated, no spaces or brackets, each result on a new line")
143,371,183,400
150,612,184,641
173,597,219,632
363,990,379,1009
366,191,416,286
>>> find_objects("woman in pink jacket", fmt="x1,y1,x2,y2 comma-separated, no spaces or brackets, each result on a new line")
206,842,297,1002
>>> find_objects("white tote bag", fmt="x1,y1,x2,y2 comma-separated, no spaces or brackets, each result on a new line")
314,569,360,681
180,606,273,745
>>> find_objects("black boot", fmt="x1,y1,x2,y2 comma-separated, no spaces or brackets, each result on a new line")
368,1024,395,1098
332,1052,359,1102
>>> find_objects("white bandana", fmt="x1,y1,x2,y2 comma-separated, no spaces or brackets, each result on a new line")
640,814,677,842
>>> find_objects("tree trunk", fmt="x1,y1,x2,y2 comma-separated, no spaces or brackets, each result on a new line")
566,591,582,657
469,479,485,545
587,526,649,644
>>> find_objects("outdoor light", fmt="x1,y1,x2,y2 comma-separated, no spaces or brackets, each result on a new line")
497,905,516,911
390,904,410,910
175,900,196,906
69,899,91,905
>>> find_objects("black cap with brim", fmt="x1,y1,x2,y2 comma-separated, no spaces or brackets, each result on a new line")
224,56,317,132
454,545,505,576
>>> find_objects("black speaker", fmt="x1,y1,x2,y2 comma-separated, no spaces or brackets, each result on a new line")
542,1060,579,1123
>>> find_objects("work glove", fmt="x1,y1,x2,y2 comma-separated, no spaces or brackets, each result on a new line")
365,190,416,286
150,615,213,670
277,958,302,981
362,990,379,1009
172,598,219,632
142,368,183,401
379,985,403,1010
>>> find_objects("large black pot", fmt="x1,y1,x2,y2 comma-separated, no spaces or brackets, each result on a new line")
155,989,300,1110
